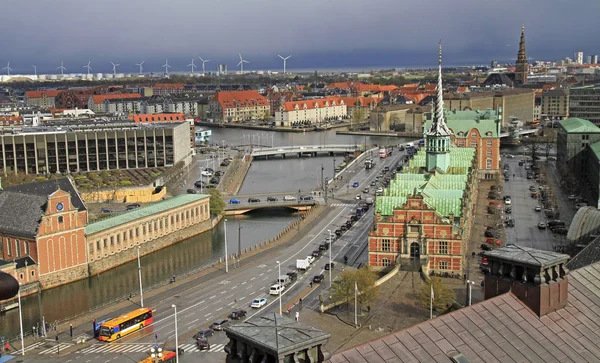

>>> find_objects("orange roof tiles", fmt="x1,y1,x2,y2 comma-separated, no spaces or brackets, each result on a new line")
25,90,61,99
129,113,185,123
214,90,269,109
153,83,184,89
91,93,142,104
327,82,355,90
343,97,382,107
280,97,346,112
456,86,469,93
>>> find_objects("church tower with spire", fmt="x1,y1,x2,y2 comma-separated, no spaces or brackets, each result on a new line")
425,41,452,173
515,25,528,85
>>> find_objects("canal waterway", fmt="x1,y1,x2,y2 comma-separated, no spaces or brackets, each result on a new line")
0,128,414,338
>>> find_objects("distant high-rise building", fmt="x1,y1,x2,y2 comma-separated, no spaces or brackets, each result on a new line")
515,25,528,85
217,64,227,75
491,59,499,68
593,55,599,64
566,57,573,64
576,52,584,64
586,56,592,64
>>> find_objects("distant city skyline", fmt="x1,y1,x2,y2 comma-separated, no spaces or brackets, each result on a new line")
1,0,599,74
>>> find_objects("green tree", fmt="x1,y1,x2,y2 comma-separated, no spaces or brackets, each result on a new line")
417,277,455,313
331,266,379,311
352,108,365,122
208,188,225,216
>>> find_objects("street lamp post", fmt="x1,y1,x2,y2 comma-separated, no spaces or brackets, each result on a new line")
238,222,243,268
467,280,476,306
137,246,144,307
333,156,336,181
328,230,332,288
18,283,24,356
276,260,282,316
224,219,229,273
171,304,179,363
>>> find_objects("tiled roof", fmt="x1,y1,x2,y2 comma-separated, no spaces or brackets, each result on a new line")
424,109,501,138
4,177,86,212
91,93,142,104
567,235,600,270
153,83,184,89
129,113,185,123
280,97,346,112
25,90,61,99
214,90,269,109
559,117,600,133
343,97,381,107
330,262,600,363
0,191,46,238
456,86,469,93
86,194,208,236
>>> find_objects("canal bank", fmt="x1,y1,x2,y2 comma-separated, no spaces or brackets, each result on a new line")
336,130,422,138
195,120,368,134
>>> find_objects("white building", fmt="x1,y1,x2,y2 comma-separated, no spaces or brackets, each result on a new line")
275,97,347,127
576,52,584,65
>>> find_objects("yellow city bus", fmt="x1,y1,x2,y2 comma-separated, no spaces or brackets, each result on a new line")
97,307,154,342
138,350,176,363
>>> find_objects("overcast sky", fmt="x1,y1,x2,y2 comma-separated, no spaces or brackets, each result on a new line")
1,0,599,74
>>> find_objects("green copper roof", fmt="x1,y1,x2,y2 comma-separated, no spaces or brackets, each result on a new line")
590,140,600,160
86,194,209,235
375,146,475,217
559,118,600,133
424,108,501,138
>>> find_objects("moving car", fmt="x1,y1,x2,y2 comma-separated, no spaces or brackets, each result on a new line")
325,263,335,270
352,181,359,187
283,195,296,201
300,195,314,201
306,255,315,264
101,208,112,213
187,189,198,194
538,222,547,230
209,319,230,331
126,203,141,210
269,284,285,295
230,310,247,320
229,199,241,204
197,339,211,351
312,249,321,257
313,274,325,283
194,329,214,339
251,298,268,308
286,271,297,282
267,196,278,202
248,198,261,203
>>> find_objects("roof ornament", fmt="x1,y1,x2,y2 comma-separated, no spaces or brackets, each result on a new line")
427,40,452,137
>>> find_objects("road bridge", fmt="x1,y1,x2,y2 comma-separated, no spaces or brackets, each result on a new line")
500,129,538,138
223,196,318,215
250,144,361,158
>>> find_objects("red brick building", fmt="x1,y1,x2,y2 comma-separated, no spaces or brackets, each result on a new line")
0,115,24,127
0,178,88,288
153,83,185,96
129,113,185,123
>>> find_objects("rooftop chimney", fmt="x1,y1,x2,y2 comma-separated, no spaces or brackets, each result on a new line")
484,245,569,317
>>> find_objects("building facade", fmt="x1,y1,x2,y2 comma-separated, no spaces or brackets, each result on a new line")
0,178,88,288
25,90,62,109
88,93,142,113
569,85,600,125
209,90,270,122
344,97,381,120
0,116,24,127
275,97,347,127
0,121,191,175
129,113,185,123
541,88,569,120
369,104,426,133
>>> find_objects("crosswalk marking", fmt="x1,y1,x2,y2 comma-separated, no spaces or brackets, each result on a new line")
24,341,45,353
77,342,225,354
330,203,355,207
38,343,73,355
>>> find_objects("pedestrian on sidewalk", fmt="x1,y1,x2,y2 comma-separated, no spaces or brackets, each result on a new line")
310,281,313,288
4,342,9,353
295,311,299,322
69,323,73,337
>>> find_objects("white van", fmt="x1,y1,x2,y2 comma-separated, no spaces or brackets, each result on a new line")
269,284,284,295
284,195,296,201
277,275,291,287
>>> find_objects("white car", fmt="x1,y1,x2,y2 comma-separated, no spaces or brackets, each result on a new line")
568,194,577,200
307,256,315,264
269,284,285,295
505,154,515,158
504,198,511,205
535,206,541,212
284,195,296,201
251,298,268,308
355,195,362,200
201,170,213,177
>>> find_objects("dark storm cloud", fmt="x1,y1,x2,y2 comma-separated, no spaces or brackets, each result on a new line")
1,0,598,73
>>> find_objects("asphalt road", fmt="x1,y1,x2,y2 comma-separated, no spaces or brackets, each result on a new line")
20,147,406,363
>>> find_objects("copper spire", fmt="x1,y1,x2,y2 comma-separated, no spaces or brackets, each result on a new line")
428,40,451,136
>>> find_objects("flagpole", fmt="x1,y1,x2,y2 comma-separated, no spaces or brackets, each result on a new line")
354,281,358,327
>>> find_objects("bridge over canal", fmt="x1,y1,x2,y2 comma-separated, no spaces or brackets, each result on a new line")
250,144,362,158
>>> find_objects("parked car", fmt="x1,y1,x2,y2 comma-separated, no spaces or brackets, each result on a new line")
101,207,112,213
484,230,497,238
505,219,515,227
306,255,315,264
552,227,568,235
267,196,278,202
230,310,247,320
248,198,261,203
568,194,578,200
194,180,205,188
370,181,376,186
313,274,325,283
505,207,512,214
210,319,230,331
535,206,542,212
325,263,335,270
194,329,214,339
215,170,225,176
187,189,198,194
548,220,565,227
205,184,216,189
538,222,547,230
363,188,370,194
126,203,141,210
355,194,362,200
197,339,211,351
251,298,268,308
229,199,241,204
480,244,493,251
209,177,220,184
286,271,297,282
312,249,321,257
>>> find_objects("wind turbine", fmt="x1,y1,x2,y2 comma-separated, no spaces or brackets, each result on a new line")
162,59,171,76
83,61,92,75
135,61,145,74
237,53,249,74
32,65,37,76
110,62,120,76
278,54,292,74
57,61,66,75
188,59,197,74
199,57,210,75
2,62,11,76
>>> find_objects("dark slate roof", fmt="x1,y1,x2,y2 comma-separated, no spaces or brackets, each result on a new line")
329,262,600,363
4,177,86,212
484,245,569,269
0,259,12,267
0,191,46,238
14,256,36,269
418,95,435,106
482,73,516,87
226,314,330,357
566,235,600,270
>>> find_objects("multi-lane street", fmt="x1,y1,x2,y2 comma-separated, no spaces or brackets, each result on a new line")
20,145,408,363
